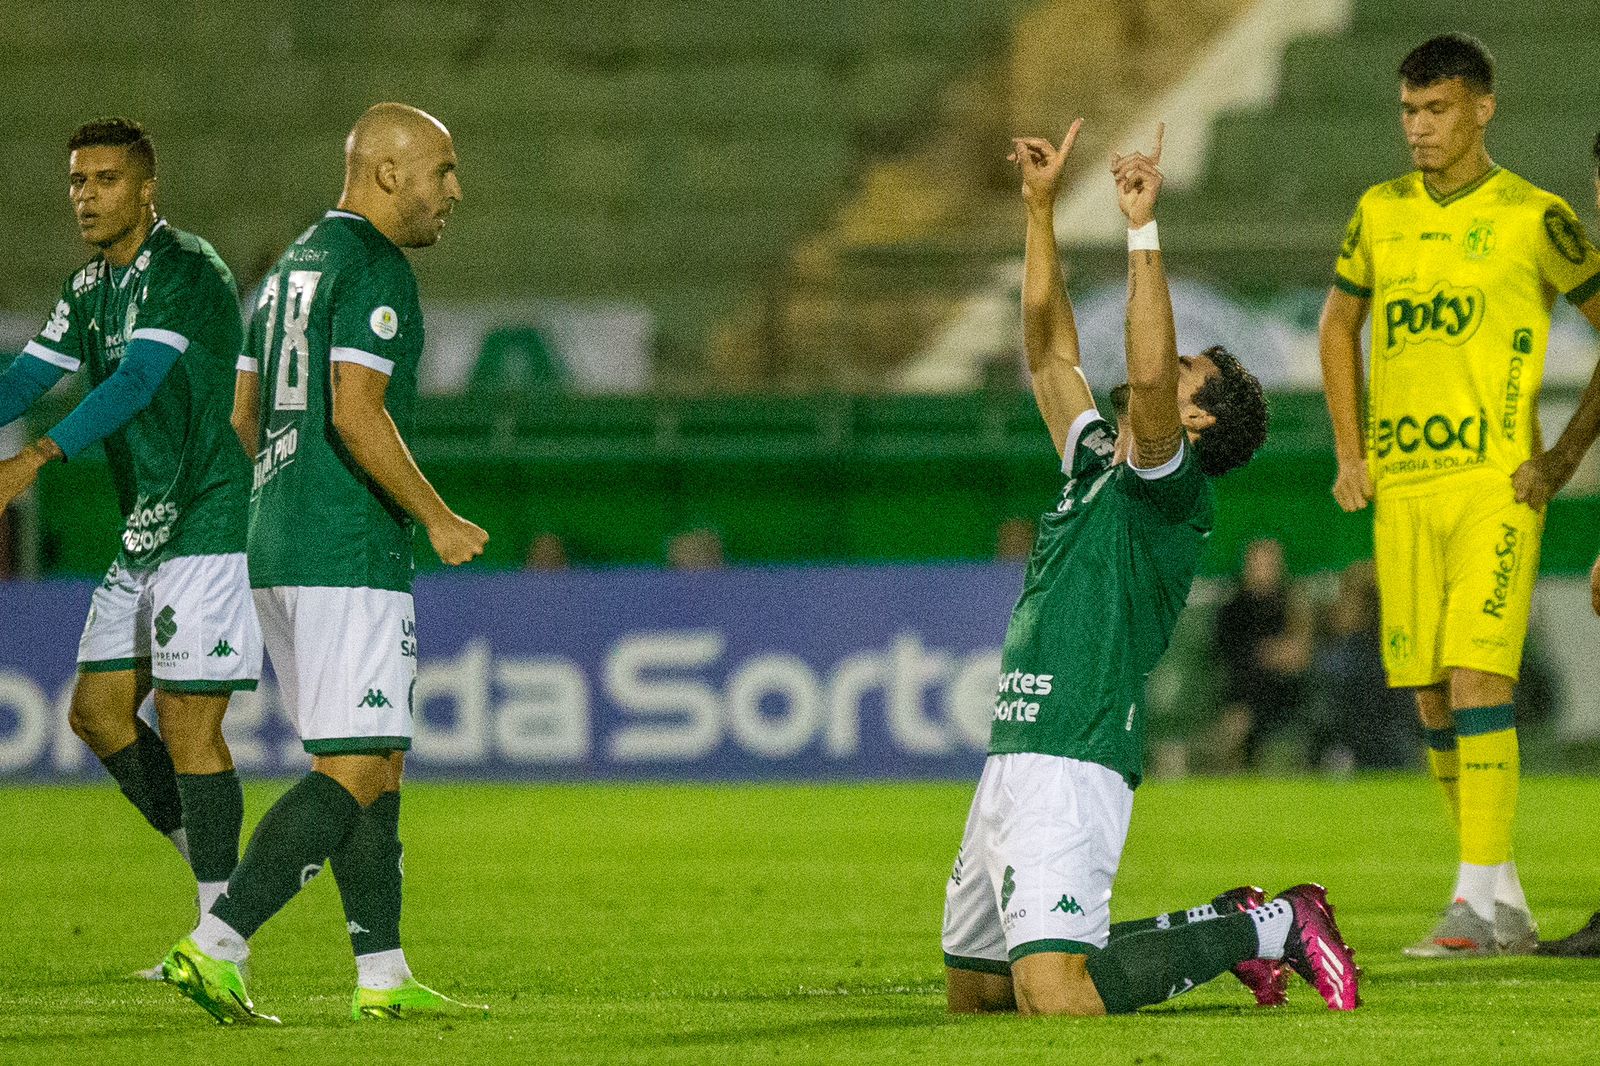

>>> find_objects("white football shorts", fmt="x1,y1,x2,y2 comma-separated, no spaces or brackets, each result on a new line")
252,585,416,754
78,552,262,692
942,753,1134,972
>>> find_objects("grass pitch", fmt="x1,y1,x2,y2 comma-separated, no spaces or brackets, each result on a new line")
2,776,1599,1064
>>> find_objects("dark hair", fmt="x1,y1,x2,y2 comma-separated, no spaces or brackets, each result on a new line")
67,117,156,176
1399,33,1494,94
1190,345,1267,477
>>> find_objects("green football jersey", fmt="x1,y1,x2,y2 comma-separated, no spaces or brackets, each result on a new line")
25,219,248,567
986,413,1214,786
244,210,423,592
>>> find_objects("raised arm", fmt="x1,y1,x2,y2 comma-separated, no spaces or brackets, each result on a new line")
1111,125,1182,469
329,360,486,565
1009,119,1094,455
232,367,260,459
1319,286,1373,512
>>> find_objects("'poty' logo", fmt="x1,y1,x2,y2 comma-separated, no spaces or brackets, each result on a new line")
1382,283,1484,358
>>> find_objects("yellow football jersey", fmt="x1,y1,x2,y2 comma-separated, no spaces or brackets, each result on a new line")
1334,167,1600,495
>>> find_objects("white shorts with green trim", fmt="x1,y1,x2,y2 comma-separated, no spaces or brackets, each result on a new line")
78,552,262,693
253,585,416,754
942,753,1133,973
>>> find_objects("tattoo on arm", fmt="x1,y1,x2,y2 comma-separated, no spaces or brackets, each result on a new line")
1134,427,1183,469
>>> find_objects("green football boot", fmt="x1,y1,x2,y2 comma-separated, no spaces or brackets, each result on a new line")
352,977,489,1021
162,937,279,1025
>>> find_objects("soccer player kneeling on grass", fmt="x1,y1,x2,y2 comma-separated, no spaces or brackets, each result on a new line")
941,121,1359,1016
160,104,489,1024
0,118,260,970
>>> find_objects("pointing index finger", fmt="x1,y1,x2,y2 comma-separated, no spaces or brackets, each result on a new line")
1151,122,1165,164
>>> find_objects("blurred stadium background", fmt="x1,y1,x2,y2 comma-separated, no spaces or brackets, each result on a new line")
5,0,1600,783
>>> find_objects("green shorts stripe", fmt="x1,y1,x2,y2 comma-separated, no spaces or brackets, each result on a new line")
153,678,259,694
943,953,1011,975
303,736,412,755
78,657,150,674
1008,939,1100,962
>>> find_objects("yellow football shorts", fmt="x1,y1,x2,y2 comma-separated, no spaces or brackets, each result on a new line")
1372,476,1543,687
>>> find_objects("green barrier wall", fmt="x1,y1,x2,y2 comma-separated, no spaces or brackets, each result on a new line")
22,390,1600,577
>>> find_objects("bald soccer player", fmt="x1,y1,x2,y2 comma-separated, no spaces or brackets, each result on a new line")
161,104,489,1025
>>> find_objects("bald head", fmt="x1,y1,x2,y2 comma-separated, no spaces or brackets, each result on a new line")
338,103,461,248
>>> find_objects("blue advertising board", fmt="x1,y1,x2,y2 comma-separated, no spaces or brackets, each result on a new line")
0,565,1022,781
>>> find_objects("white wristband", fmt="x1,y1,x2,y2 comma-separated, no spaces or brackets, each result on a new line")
1127,221,1159,251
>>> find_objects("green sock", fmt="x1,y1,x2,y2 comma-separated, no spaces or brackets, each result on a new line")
175,770,244,883
212,771,362,940
99,718,184,835
1110,903,1217,941
330,791,404,957
1087,912,1257,1014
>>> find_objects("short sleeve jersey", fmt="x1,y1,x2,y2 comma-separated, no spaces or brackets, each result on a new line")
23,220,248,566
1333,168,1600,496
244,210,424,592
986,413,1214,787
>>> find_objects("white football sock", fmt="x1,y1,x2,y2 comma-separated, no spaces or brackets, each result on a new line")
355,948,412,991
197,881,228,918
1249,900,1292,959
167,827,190,864
1494,860,1529,913
192,911,249,964
1452,862,1498,922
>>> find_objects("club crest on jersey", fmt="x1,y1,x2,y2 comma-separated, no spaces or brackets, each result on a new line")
1382,282,1484,358
1464,220,1495,261
370,305,399,340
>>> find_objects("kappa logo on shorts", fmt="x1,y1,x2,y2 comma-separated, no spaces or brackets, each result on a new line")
154,606,178,647
1000,866,1017,910
1051,895,1084,915
207,639,238,657
358,688,394,709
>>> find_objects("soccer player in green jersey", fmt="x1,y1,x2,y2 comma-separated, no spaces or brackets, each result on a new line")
161,104,488,1025
941,121,1359,1016
0,118,259,960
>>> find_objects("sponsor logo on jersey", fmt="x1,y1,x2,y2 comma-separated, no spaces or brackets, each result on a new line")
1483,523,1521,619
1000,866,1016,910
40,301,71,343
252,423,301,494
1464,219,1495,260
1503,333,1531,441
993,669,1052,723
123,501,179,555
207,639,238,658
1050,895,1083,915
1382,282,1484,358
370,305,399,340
71,263,102,295
1371,409,1487,461
1340,212,1362,259
400,618,418,658
1544,206,1590,266
154,605,178,647
359,688,394,709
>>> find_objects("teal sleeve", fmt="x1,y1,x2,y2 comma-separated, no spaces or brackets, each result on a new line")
0,354,67,429
47,336,184,458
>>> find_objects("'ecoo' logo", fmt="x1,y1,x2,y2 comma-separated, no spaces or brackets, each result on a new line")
1383,283,1484,358
1372,409,1487,459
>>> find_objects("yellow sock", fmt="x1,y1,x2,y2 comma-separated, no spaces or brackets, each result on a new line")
1456,704,1518,866
1425,727,1460,832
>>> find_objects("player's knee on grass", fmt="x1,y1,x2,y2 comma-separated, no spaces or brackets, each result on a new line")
68,669,148,756
313,752,399,807
1412,683,1451,729
154,690,233,774
1449,668,1513,711
945,967,1016,1013
1010,952,1107,1017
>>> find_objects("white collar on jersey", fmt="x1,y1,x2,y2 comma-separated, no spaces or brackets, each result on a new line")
324,209,364,221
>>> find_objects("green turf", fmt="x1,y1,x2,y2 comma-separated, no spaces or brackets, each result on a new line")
2,776,1599,1063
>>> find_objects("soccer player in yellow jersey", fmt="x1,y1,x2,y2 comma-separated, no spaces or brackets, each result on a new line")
1320,33,1600,958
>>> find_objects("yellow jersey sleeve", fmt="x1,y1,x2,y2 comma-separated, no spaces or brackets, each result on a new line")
1333,196,1374,299
1533,195,1600,305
